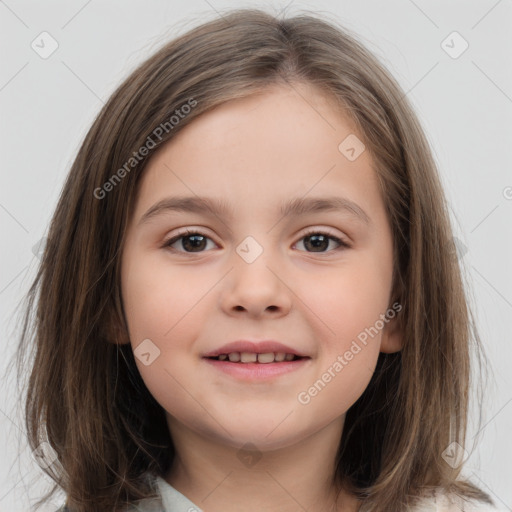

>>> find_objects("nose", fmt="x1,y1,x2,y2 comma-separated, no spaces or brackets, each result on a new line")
219,242,292,318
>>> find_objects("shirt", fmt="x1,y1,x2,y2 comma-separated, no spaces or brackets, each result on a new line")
56,476,507,511
127,475,203,511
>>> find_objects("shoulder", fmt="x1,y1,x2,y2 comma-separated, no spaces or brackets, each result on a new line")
123,499,166,512
53,474,165,512
411,489,504,512
54,497,164,512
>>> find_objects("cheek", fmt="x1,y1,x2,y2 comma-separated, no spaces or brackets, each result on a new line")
305,253,392,343
122,253,202,343
294,253,390,411
121,253,211,413
297,348,378,425
122,265,170,343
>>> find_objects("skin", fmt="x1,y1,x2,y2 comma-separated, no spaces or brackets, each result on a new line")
119,82,403,512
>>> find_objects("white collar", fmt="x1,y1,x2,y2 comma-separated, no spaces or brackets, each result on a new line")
155,475,204,512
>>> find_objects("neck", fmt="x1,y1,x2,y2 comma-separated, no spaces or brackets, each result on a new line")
164,415,360,512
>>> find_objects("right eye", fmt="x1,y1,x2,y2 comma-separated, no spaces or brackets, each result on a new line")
162,230,218,253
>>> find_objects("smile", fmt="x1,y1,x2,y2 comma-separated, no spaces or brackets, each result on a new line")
206,351,305,363
203,352,311,381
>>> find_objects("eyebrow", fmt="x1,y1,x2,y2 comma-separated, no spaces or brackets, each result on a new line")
138,195,371,226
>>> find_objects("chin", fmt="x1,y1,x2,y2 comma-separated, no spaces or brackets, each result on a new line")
210,417,313,452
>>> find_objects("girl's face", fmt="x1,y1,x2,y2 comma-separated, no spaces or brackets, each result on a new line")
120,83,402,451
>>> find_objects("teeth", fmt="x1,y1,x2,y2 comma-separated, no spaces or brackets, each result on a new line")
214,352,300,363
240,352,257,363
257,353,275,364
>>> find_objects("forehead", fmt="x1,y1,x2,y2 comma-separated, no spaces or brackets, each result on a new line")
166,83,359,155
131,83,386,227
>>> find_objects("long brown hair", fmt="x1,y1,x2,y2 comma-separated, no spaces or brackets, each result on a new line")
13,7,494,511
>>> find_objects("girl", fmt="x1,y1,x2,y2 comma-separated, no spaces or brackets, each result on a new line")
14,7,503,512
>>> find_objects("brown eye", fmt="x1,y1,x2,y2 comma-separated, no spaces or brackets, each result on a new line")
295,231,349,253
163,231,216,253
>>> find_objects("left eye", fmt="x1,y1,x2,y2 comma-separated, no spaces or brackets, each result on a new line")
162,230,349,254
294,231,349,253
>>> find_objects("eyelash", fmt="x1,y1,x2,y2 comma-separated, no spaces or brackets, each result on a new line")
161,228,351,255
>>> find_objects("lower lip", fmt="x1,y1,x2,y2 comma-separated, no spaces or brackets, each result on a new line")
203,357,311,381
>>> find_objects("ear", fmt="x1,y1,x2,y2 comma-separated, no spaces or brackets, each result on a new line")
379,306,403,354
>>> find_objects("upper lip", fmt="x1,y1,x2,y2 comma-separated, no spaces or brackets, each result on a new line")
203,340,310,358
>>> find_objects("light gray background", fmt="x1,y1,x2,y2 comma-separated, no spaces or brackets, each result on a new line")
1,1,511,510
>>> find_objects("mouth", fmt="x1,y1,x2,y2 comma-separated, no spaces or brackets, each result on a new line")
205,352,308,363
203,351,312,381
